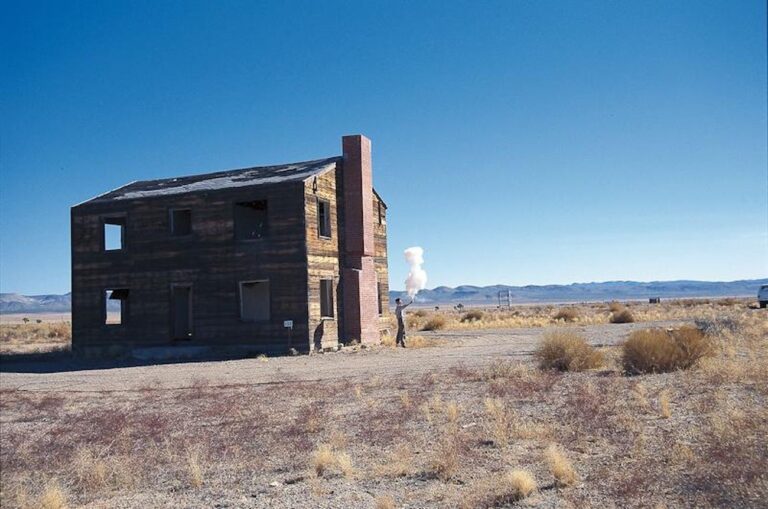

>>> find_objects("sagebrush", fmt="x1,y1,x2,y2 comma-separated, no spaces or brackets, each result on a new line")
535,331,604,371
622,326,712,374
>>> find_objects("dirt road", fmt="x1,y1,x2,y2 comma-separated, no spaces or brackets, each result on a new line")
0,321,680,393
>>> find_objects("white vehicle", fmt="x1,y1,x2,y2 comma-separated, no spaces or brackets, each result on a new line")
759,285,768,308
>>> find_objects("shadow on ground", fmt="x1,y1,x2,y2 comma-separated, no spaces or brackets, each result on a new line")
0,349,284,374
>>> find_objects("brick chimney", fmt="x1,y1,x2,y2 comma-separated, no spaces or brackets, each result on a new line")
340,135,379,344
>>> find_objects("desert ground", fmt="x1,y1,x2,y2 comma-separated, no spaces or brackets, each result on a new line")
0,299,766,508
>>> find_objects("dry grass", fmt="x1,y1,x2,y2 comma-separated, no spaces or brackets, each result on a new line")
428,430,463,481
407,335,441,348
373,444,413,478
622,326,713,374
1,299,765,508
380,334,396,347
462,469,537,508
483,398,511,447
374,494,396,509
545,443,577,486
0,321,71,354
444,401,460,424
39,482,68,509
421,315,447,331
610,309,635,323
186,448,204,488
310,443,354,478
659,390,671,418
506,469,537,498
535,330,604,371
311,444,336,477
461,310,484,322
386,298,753,334
553,308,579,322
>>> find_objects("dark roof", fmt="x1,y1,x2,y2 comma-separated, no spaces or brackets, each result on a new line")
80,156,341,204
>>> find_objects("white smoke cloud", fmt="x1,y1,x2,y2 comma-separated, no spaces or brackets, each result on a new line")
404,246,427,298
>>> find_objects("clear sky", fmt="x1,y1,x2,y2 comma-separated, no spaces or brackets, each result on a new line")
1,0,766,295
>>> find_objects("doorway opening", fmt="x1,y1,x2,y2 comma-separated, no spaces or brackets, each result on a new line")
171,285,193,340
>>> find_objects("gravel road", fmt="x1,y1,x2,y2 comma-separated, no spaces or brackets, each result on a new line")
0,321,682,393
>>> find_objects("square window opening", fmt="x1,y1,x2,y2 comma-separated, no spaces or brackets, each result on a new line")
235,201,268,240
105,289,129,325
170,209,192,236
320,279,334,318
317,199,331,238
240,281,270,321
103,218,125,251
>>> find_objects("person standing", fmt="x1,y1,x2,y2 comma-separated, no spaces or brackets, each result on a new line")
395,297,414,347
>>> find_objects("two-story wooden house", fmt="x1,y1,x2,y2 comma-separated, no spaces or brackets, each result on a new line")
70,135,388,358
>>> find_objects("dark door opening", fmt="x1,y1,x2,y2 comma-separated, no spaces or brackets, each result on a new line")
172,285,193,340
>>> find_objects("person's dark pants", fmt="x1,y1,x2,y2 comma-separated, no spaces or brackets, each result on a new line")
396,317,406,347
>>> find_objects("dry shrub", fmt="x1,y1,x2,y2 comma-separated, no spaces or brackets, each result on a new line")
506,469,537,498
659,391,671,418
610,309,635,323
462,469,537,508
483,398,511,447
375,495,396,509
291,402,325,434
608,301,623,313
380,334,396,347
46,322,71,339
374,443,413,477
399,391,411,409
39,482,68,509
482,397,545,445
311,444,336,477
311,443,354,478
421,315,447,331
412,309,429,318
553,308,579,322
187,448,204,488
72,445,143,494
444,401,460,424
429,430,463,480
461,310,484,322
335,452,355,478
622,327,713,374
407,335,441,348
545,443,577,486
535,331,604,371
482,359,519,380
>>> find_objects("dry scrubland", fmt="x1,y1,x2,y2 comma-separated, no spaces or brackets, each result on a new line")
0,298,766,508
0,321,70,355
396,297,756,332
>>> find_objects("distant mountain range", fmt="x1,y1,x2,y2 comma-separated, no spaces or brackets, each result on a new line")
0,293,73,314
389,279,768,305
1,278,765,314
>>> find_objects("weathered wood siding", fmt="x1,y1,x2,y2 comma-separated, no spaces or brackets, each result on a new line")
373,194,390,321
71,183,311,356
304,169,341,349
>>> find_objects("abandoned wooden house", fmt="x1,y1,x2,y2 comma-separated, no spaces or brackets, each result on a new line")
71,134,389,358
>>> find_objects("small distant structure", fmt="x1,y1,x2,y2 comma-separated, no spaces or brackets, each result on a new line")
649,297,661,304
498,289,512,308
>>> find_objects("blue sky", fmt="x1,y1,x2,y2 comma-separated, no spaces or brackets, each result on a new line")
1,0,766,295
